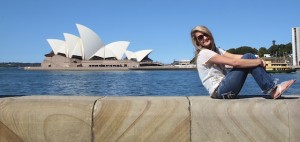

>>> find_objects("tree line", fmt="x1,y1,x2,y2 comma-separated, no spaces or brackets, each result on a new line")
0,62,41,67
226,42,292,57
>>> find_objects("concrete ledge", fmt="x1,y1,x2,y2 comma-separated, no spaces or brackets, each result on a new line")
93,96,190,141
0,96,99,142
190,96,300,142
0,95,299,142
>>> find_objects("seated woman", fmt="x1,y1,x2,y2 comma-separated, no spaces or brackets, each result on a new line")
190,25,295,99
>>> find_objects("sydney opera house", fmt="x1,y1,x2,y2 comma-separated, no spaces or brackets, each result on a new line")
36,24,161,70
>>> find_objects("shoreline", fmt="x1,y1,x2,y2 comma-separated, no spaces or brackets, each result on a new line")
24,66,197,71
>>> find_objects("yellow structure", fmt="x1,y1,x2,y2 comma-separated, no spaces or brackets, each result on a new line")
265,61,296,73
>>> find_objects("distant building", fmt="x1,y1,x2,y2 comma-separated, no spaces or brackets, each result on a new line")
42,24,156,68
172,60,191,65
264,54,271,58
172,60,196,68
292,27,300,66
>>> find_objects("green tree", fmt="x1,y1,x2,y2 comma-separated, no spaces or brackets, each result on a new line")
268,43,292,57
268,45,279,57
283,43,292,55
226,46,257,55
257,47,268,57
226,48,236,54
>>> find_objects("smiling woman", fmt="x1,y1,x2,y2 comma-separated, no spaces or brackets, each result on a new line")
190,25,296,99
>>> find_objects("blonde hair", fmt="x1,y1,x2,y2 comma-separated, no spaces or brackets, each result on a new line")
190,26,218,62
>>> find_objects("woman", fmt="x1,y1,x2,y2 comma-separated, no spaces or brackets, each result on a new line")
190,25,295,99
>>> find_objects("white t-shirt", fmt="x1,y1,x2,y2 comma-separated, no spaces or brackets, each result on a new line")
197,48,227,96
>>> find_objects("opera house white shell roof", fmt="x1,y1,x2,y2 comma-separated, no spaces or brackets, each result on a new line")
125,50,152,62
46,24,152,62
47,39,66,55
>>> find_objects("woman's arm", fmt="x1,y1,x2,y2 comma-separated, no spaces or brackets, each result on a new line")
208,53,265,68
223,52,243,59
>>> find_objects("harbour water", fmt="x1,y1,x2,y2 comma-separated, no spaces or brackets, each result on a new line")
0,68,299,96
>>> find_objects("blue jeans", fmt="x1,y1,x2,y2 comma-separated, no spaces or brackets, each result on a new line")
215,53,277,99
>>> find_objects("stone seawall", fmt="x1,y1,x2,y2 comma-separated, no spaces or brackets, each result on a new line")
0,95,299,142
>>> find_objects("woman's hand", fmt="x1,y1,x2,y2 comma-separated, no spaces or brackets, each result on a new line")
259,58,266,69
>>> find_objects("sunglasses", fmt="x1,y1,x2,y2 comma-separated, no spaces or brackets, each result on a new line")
196,33,208,41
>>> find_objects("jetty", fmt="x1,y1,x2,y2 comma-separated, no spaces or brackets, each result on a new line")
0,95,299,142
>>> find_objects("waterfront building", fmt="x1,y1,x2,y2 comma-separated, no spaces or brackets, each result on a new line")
172,60,196,68
292,27,300,66
42,24,157,69
264,54,271,58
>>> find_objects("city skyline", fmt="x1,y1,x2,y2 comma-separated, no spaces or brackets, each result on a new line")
0,0,299,63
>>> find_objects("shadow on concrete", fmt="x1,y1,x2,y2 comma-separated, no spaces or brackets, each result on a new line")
237,95,299,99
0,95,26,98
276,96,300,99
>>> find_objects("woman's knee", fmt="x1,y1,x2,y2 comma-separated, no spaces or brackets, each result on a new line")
242,53,257,59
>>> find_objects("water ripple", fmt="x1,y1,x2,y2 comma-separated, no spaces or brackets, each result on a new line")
0,68,299,96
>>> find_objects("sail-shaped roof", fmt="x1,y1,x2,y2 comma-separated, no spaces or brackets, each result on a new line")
47,39,67,55
125,49,152,62
46,24,152,62
125,51,135,60
106,41,130,60
135,50,152,62
76,24,105,60
92,41,130,59
64,33,81,58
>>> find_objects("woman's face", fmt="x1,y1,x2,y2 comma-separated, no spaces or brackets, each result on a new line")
194,31,211,49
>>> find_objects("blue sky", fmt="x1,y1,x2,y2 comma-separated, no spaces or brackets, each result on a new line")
0,0,299,63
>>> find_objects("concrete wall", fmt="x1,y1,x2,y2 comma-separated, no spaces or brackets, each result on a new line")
81,60,139,68
42,55,77,68
41,55,140,69
0,95,299,142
